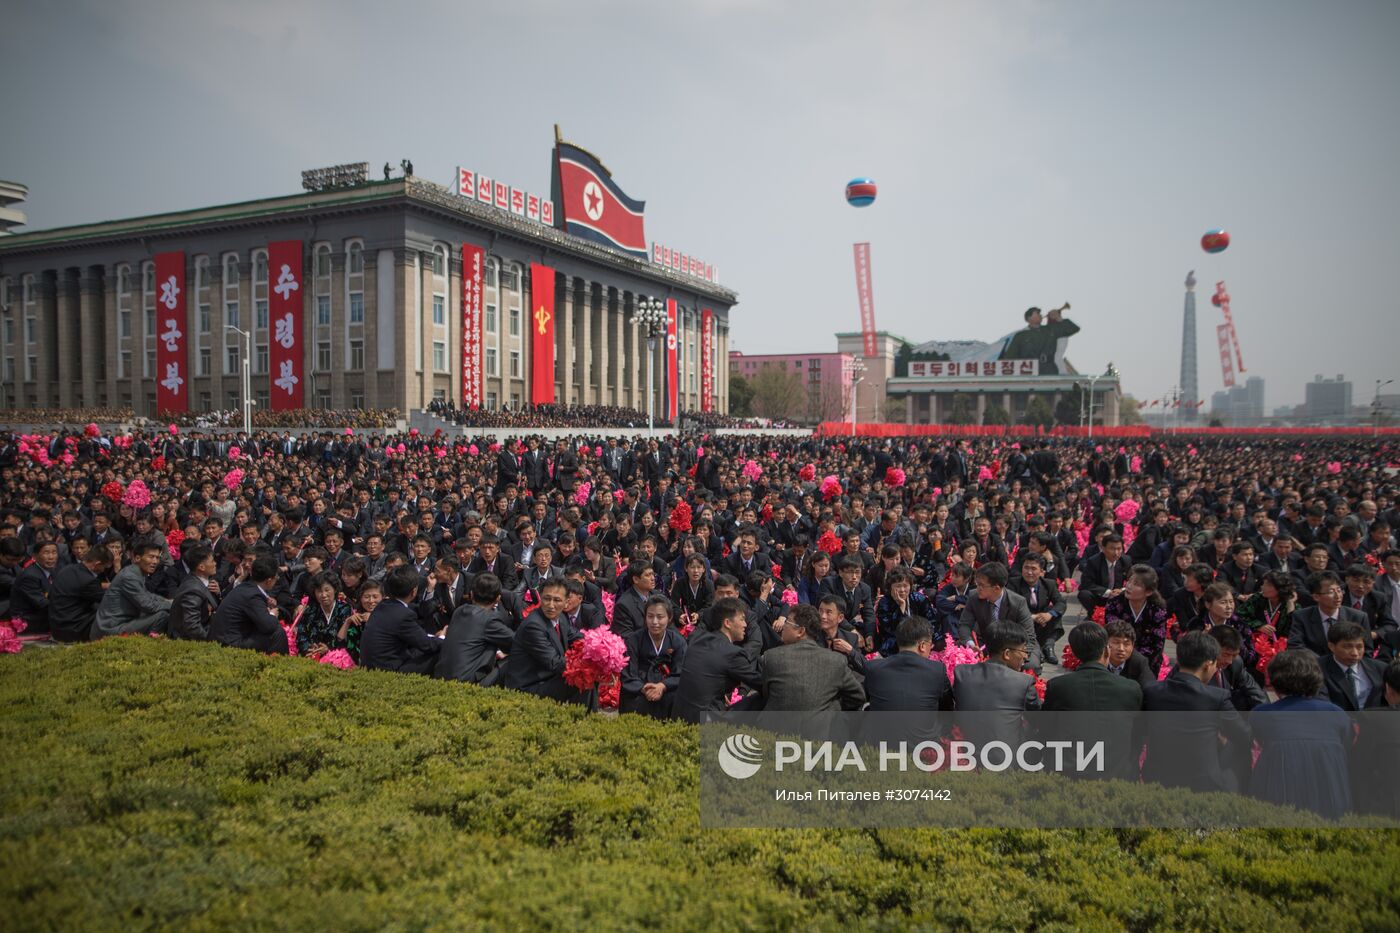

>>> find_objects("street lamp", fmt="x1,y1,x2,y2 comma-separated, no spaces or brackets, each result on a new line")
225,325,254,437
632,297,668,436
1083,362,1118,440
1375,379,1394,438
847,359,867,436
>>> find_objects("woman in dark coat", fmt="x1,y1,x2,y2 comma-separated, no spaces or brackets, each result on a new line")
1249,650,1353,819
620,595,687,720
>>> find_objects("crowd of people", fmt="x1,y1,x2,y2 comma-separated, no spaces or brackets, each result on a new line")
160,408,403,430
429,399,751,430
0,407,135,425
1,424,1398,816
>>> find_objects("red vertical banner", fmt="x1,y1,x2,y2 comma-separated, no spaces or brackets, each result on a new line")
267,240,305,410
1216,324,1236,388
461,244,484,409
154,251,188,413
665,298,678,422
529,263,556,404
700,307,714,413
853,242,877,357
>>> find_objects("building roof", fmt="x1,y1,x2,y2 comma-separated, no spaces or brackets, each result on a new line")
0,177,738,304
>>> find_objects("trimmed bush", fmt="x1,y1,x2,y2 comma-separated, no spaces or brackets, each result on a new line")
1,639,1398,930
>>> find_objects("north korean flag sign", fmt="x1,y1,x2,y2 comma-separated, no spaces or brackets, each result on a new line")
267,240,305,410
553,141,647,259
665,299,679,423
154,251,188,413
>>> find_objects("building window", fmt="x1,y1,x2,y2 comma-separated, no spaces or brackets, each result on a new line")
1,317,10,342
225,300,239,329
255,345,268,374
144,347,154,377
198,304,210,335
486,391,497,410
119,350,130,379
199,391,212,412
198,347,211,376
317,341,331,371
486,347,498,376
349,292,363,324
349,339,364,370
350,392,365,409
255,299,268,330
1,357,11,383
500,266,519,291
510,392,521,408
433,388,447,403
432,295,445,326
119,311,131,339
256,390,269,410
143,265,155,292
317,295,330,326
431,248,446,276
24,316,35,344
253,251,267,283
316,246,331,277
432,340,447,372
509,307,520,337
485,304,497,333
485,261,498,288
26,355,36,381
224,255,239,285
226,344,240,374
316,392,331,409
509,349,521,377
347,242,363,275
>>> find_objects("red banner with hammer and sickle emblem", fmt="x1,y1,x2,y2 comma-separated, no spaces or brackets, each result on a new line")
529,263,556,404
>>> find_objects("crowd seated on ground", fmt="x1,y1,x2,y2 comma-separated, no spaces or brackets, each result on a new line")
0,408,135,425
3,425,1399,816
431,399,754,429
155,409,402,430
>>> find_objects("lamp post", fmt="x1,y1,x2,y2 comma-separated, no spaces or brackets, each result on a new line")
1084,362,1118,440
225,325,253,437
632,297,668,437
847,359,867,437
1375,379,1394,438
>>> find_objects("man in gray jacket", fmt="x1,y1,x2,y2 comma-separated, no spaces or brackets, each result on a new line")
958,562,1041,673
93,542,172,638
759,605,865,712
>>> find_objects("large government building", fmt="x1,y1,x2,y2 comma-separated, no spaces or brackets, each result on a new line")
0,169,736,417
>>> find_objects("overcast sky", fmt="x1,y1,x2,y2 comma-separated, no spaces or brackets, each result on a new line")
4,0,1397,407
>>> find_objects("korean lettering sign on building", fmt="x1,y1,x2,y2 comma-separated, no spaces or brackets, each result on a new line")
267,240,305,409
461,244,484,409
154,251,187,413
908,360,1040,378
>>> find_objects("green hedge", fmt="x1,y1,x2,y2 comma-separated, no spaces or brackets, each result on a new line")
1,640,1397,931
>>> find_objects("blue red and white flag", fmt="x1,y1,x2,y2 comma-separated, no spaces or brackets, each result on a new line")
553,141,647,259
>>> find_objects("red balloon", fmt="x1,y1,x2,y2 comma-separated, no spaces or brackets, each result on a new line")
1201,229,1230,254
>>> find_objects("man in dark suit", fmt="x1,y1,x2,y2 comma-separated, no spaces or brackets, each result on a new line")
958,562,1041,672
820,557,876,644
1342,563,1398,650
502,578,583,701
559,578,604,632
551,439,579,495
952,620,1041,747
758,605,865,712
48,548,112,643
360,566,443,674
1007,553,1065,665
466,536,517,592
1103,620,1158,690
1140,631,1250,793
496,441,521,490
611,562,656,638
863,617,952,712
434,573,516,684
1077,533,1132,615
11,541,60,635
1208,624,1268,711
1321,620,1388,710
1287,571,1371,656
674,597,764,723
520,438,548,493
209,555,289,653
1042,622,1143,780
167,544,220,641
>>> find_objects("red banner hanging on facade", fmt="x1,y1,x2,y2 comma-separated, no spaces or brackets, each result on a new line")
529,263,556,404
461,244,484,409
853,242,877,357
700,307,714,413
665,299,679,422
267,240,304,410
154,251,187,414
1216,324,1236,388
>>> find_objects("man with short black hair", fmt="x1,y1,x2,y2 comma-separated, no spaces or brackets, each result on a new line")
210,555,289,653
1044,622,1143,712
863,617,952,713
1288,571,1371,656
1321,620,1387,710
49,547,112,643
168,544,220,641
958,562,1040,672
361,566,443,674
758,604,864,712
92,542,172,638
434,573,515,684
503,578,582,701
1141,631,1250,792
674,596,763,723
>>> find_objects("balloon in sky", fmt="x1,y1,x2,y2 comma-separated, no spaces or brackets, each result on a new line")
1201,229,1230,253
845,178,877,208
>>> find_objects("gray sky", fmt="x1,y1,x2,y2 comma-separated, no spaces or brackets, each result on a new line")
4,0,1398,408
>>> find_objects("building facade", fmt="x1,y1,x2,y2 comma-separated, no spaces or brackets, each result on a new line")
728,350,856,421
0,176,736,417
1210,376,1265,425
1304,375,1352,423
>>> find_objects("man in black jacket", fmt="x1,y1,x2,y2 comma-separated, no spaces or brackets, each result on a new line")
863,617,951,712
674,597,764,723
361,566,443,674
48,548,112,643
167,544,220,641
11,541,60,635
1077,533,1132,615
1140,631,1250,793
210,555,288,653
1042,622,1143,781
434,573,516,684
502,578,582,700
1321,620,1388,710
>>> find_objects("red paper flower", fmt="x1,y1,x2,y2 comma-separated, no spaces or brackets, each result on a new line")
820,475,843,502
152,455,166,471
83,423,100,438
1090,605,1106,625
761,503,773,523
817,531,842,555
165,528,185,561
1060,644,1081,671
884,467,906,487
1253,632,1287,684
102,481,125,504
799,464,816,482
668,500,693,533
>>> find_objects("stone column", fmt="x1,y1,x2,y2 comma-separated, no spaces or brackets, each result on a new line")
595,285,609,405
609,289,623,407
55,269,78,407
628,298,641,412
35,273,56,407
361,252,379,404
103,266,120,406
578,280,593,405
328,253,346,407
80,267,104,406
394,249,418,414
976,393,987,424
559,279,575,406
